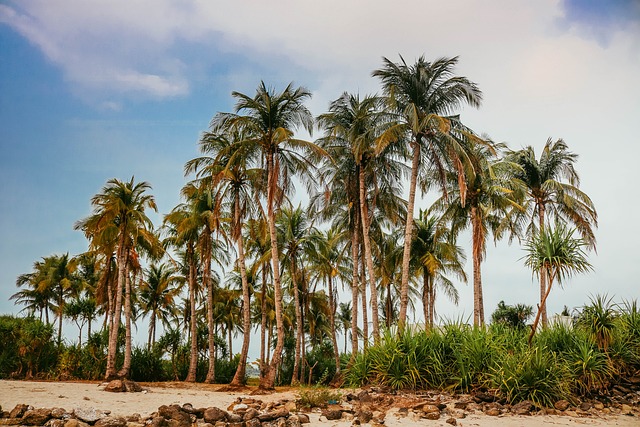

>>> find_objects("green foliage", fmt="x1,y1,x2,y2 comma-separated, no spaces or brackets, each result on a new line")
0,315,57,379
130,346,168,382
493,347,570,407
297,386,342,409
491,300,533,329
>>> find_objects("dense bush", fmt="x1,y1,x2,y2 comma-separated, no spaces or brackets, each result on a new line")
0,315,58,379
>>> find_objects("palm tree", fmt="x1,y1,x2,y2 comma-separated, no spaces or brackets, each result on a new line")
64,296,97,346
436,141,523,326
75,177,158,380
211,82,319,389
410,210,467,328
317,91,406,343
185,126,261,386
337,302,353,354
373,55,482,328
182,181,228,383
13,258,55,324
523,222,593,345
163,203,201,382
139,263,181,348
509,138,597,326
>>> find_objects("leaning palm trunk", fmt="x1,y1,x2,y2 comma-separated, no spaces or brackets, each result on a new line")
185,249,198,382
471,206,485,326
529,269,555,346
261,155,285,390
359,166,380,343
399,142,421,330
230,210,251,387
105,238,127,380
117,270,133,378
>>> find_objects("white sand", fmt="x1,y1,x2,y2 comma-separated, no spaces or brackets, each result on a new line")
0,380,637,427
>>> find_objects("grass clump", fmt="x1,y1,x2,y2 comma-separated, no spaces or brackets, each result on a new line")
297,386,342,408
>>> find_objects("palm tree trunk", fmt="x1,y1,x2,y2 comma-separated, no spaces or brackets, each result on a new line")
529,268,555,346
185,249,198,382
399,142,420,329
204,239,216,384
422,273,430,329
105,238,127,380
348,219,360,367
359,166,380,343
259,267,268,379
538,204,547,327
291,259,302,386
328,275,341,376
117,270,133,378
360,254,369,350
262,153,285,390
230,211,251,387
471,206,485,327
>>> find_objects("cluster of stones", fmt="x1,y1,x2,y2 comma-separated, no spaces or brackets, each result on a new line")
0,397,311,427
317,387,639,427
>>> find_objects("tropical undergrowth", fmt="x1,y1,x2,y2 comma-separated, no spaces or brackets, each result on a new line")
344,296,640,407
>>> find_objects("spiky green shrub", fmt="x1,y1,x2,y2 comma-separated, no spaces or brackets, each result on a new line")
576,295,618,351
344,351,372,387
130,346,168,382
493,347,570,407
565,339,614,395
298,386,342,408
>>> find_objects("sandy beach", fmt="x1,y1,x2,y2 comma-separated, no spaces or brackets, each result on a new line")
0,380,637,427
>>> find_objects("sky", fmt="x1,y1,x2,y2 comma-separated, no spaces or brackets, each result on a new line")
1,0,639,347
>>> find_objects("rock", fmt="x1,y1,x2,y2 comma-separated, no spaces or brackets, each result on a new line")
258,409,289,422
64,419,90,427
485,408,500,416
104,380,126,393
296,413,310,424
22,408,52,425
357,391,372,403
50,409,68,419
356,410,372,423
554,400,570,411
125,414,140,423
45,420,65,427
243,408,260,421
424,412,440,420
226,414,242,423
229,403,248,413
123,381,142,393
286,414,301,427
621,404,633,415
445,418,457,426
321,409,342,421
213,422,225,427
74,408,109,424
94,417,127,427
245,419,261,427
0,419,22,425
422,405,440,414
9,405,29,419
126,423,144,427
475,392,497,403
203,408,227,424
283,401,296,413
148,418,167,427
512,400,534,415
157,405,191,427
579,402,591,411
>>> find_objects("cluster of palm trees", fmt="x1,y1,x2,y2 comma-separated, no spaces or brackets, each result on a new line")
12,54,598,389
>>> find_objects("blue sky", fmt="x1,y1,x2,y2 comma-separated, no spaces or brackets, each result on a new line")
1,0,639,345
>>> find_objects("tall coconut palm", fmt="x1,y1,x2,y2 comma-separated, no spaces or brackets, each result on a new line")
410,209,467,328
373,55,483,328
211,82,319,389
139,263,181,348
317,92,406,343
509,138,597,326
436,141,523,326
75,177,158,380
523,222,593,345
13,258,56,324
182,181,228,383
163,203,201,382
185,127,261,386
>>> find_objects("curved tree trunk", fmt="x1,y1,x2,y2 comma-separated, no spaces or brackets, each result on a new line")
529,268,555,346
185,247,198,382
230,209,251,387
359,166,380,343
360,255,368,350
422,273,430,329
261,153,284,390
399,142,421,330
